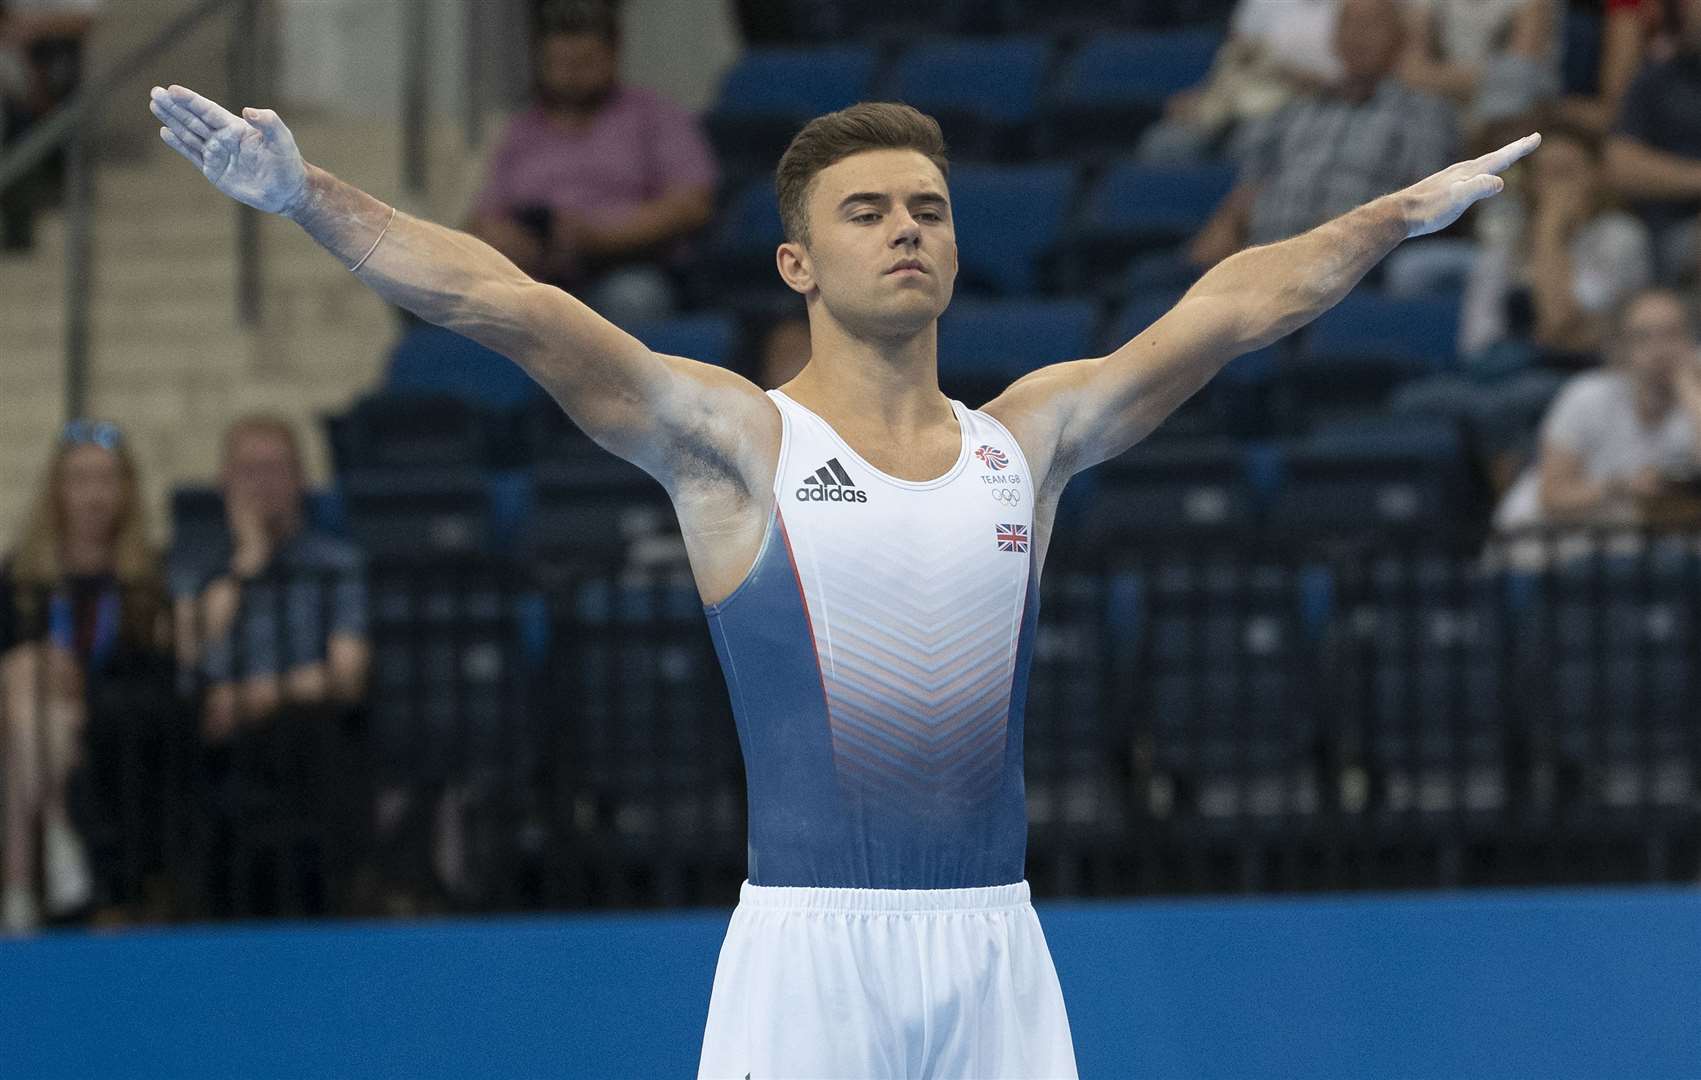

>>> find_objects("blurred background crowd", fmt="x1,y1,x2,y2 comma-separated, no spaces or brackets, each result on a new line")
2,0,1700,938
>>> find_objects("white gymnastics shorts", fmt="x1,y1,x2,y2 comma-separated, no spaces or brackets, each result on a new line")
697,879,1078,1079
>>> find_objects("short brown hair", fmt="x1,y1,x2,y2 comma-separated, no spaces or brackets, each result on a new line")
775,102,949,247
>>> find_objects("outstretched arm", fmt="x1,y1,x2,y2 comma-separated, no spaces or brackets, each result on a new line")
147,84,769,487
985,134,1542,485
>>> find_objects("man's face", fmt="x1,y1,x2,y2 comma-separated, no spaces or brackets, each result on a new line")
786,149,958,339
224,430,303,531
1334,0,1402,84
535,31,619,110
1619,293,1698,389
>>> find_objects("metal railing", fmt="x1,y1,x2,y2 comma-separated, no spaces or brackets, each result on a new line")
2,531,1697,929
0,0,508,420
0,0,266,420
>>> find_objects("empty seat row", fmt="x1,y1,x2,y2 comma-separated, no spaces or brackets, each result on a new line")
709,31,1223,168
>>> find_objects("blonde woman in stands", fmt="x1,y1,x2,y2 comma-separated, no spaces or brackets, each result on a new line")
1,420,172,934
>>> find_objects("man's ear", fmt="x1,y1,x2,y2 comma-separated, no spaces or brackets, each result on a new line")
776,240,815,297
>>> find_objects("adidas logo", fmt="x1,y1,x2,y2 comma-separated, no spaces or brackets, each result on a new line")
795,457,869,503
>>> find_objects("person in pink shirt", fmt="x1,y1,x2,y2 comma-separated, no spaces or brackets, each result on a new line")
467,0,717,327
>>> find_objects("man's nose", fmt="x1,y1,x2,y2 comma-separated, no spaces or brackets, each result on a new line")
889,213,921,247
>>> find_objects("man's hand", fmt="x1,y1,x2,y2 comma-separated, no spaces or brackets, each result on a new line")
148,84,308,216
1399,133,1542,238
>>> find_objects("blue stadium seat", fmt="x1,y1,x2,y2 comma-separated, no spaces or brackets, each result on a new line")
936,298,1099,395
1302,289,1462,369
891,37,1052,158
1099,160,1236,235
340,466,495,559
1265,416,1468,538
698,179,786,297
1082,438,1256,542
706,45,879,172
1268,290,1463,430
1333,558,1510,813
1507,549,1701,780
949,163,1077,295
1041,30,1222,158
1128,561,1323,817
1022,570,1129,836
549,570,741,845
524,455,673,573
1057,29,1220,107
627,312,739,367
1061,160,1238,287
326,393,492,472
366,559,534,788
711,45,878,121
385,324,541,410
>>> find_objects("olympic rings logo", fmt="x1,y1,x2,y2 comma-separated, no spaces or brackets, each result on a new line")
991,487,1022,506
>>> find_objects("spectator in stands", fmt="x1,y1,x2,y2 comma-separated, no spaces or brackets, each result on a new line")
0,0,100,252
756,315,809,389
171,415,369,743
1399,0,1560,132
1188,0,1457,269
170,415,369,917
1137,0,1343,165
1606,0,1701,281
1460,116,1654,364
1,420,173,934
468,0,717,327
1558,0,1666,133
1494,287,1701,531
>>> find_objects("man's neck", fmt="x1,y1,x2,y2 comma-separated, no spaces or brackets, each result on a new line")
783,319,954,437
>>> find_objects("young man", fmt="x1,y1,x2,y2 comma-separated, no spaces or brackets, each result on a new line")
149,82,1536,1077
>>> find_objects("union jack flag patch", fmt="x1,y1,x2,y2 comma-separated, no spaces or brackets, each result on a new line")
995,523,1029,552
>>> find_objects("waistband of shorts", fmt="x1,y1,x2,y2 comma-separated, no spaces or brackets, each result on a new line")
737,879,1030,913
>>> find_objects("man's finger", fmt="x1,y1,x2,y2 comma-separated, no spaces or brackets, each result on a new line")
166,83,244,133
150,107,207,156
1472,132,1542,177
150,91,214,144
159,126,204,168
242,107,285,139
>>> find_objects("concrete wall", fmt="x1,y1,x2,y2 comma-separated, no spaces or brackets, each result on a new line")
275,0,741,120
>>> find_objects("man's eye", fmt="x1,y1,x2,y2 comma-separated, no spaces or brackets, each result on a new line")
919,211,943,222
852,212,879,224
